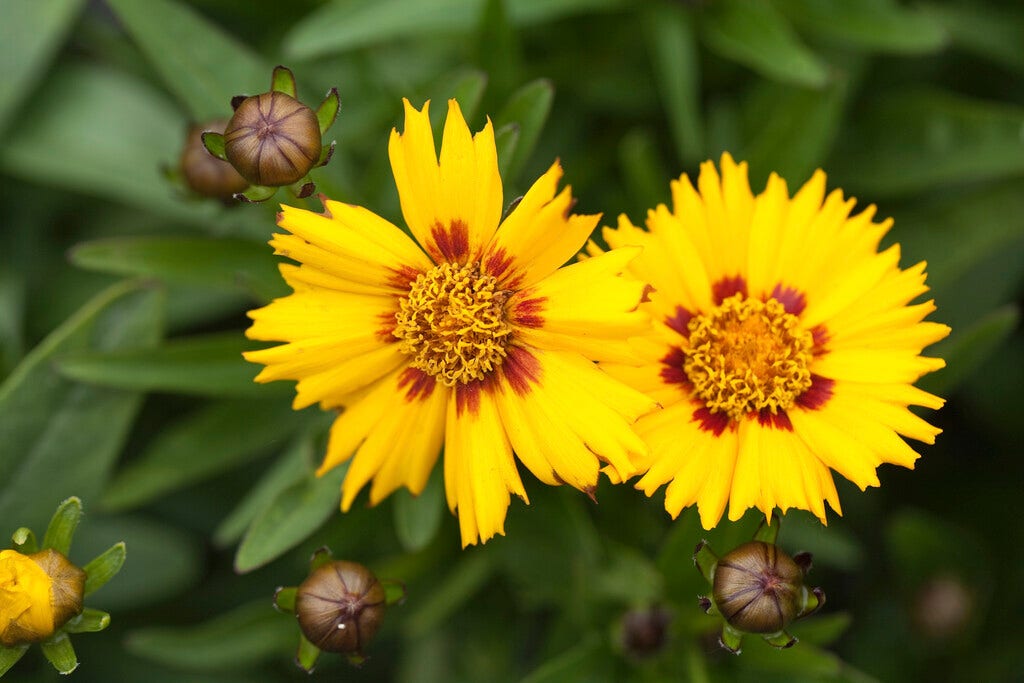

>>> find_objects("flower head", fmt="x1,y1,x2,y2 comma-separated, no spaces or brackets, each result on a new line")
596,154,950,529
0,549,62,646
245,99,656,546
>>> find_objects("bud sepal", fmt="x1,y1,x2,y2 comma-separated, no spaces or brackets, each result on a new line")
693,518,825,654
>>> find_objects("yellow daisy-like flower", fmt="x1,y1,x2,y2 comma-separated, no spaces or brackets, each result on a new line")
244,99,656,547
595,154,951,529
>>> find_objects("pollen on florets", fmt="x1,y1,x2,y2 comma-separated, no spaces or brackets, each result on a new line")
393,262,513,386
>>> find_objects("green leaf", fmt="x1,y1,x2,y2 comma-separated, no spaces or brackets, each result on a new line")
40,633,78,675
105,0,266,120
214,436,310,547
43,496,83,555
0,645,29,676
831,90,1024,198
924,2,1024,73
475,0,523,95
404,551,494,638
11,527,37,554
270,65,296,98
392,468,444,552
0,64,223,225
699,0,829,88
494,79,554,183
56,332,287,399
0,0,85,133
125,600,294,671
295,633,321,673
918,306,1018,397
736,634,841,675
273,586,297,613
201,131,227,161
519,635,602,683
69,236,287,303
234,464,349,573
72,514,203,611
63,608,111,634
790,612,853,646
0,281,163,531
426,69,489,129
494,123,521,178
284,0,626,60
83,541,127,597
644,6,703,165
101,398,302,512
775,0,947,54
619,129,670,214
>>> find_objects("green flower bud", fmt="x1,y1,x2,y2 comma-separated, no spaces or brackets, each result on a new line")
224,92,321,187
294,560,386,655
179,120,249,198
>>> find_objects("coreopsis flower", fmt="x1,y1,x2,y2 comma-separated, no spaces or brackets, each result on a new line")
595,154,950,529
244,99,656,546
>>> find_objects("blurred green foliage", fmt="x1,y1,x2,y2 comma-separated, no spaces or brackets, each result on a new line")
1,0,1022,680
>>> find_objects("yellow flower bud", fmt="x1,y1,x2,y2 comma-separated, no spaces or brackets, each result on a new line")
0,549,85,646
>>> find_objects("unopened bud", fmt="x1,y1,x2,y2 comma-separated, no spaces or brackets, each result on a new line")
295,560,386,655
712,541,809,634
619,606,671,659
179,120,249,198
0,549,85,646
224,92,321,187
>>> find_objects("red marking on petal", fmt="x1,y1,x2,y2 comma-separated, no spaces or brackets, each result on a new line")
387,264,422,290
712,275,747,304
376,311,397,340
665,306,695,337
757,409,794,431
317,194,332,217
640,284,655,304
431,219,470,262
455,381,482,416
398,367,436,402
693,406,729,436
811,325,830,354
770,284,806,316
659,346,692,390
511,296,546,328
484,247,515,281
501,346,541,396
797,375,834,411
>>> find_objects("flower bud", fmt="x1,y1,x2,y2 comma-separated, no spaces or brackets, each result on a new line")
712,541,805,634
224,92,322,187
0,549,85,646
619,606,671,659
294,560,385,655
179,120,249,198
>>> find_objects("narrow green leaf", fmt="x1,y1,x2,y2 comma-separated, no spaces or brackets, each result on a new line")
284,0,625,59
63,608,111,634
83,541,127,597
0,644,29,676
105,0,266,119
72,515,202,611
40,634,78,675
101,398,301,512
234,464,349,573
923,2,1024,72
519,635,602,683
0,281,163,531
494,123,521,177
393,468,444,552
775,0,947,54
11,527,37,554
0,64,222,225
201,131,227,161
70,236,287,303
619,128,670,213
270,65,296,98
296,633,321,673
0,0,85,133
475,0,522,95
214,436,310,546
56,332,286,398
316,88,341,135
831,90,1024,198
918,306,1019,397
700,0,829,88
126,600,294,671
494,79,554,183
644,6,703,164
428,69,489,129
43,496,83,555
273,586,297,613
308,546,334,572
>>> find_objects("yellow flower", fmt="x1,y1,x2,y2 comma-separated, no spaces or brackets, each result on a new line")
595,154,950,529
245,99,656,546
0,549,84,646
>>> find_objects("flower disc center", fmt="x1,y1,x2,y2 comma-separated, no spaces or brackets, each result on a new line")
394,262,513,386
684,294,813,420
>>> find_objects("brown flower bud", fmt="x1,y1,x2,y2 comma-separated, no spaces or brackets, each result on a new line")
712,541,804,634
179,120,249,198
224,92,321,187
620,606,671,659
294,561,385,654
